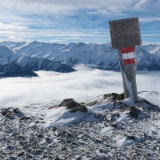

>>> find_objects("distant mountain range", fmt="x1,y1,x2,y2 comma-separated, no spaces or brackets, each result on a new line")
0,41,160,77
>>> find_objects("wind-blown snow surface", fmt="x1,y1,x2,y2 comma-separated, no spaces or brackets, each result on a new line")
0,64,160,107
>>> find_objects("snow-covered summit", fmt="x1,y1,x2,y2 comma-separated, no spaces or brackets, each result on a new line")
9,41,160,71
0,41,160,72
0,45,18,65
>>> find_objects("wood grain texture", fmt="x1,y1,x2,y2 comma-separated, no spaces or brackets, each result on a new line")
118,49,138,103
109,17,141,49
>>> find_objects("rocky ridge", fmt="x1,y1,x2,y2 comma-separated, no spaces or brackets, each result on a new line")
0,91,160,159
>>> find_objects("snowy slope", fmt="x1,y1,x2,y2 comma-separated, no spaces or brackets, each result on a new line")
0,44,75,77
136,48,160,70
16,56,75,72
0,41,28,51
0,62,38,77
0,41,160,72
0,45,19,65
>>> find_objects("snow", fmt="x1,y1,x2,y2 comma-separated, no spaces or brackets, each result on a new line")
114,135,134,147
16,89,159,130
44,107,99,127
122,52,135,59
154,120,160,129
122,71,134,103
101,126,115,135
116,111,131,122
0,45,18,65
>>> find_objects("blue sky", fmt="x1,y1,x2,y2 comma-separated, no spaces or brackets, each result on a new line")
0,0,159,44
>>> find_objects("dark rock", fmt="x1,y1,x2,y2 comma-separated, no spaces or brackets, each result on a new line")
127,136,135,140
110,123,117,128
17,152,24,157
20,116,31,121
2,108,10,116
129,106,141,119
7,157,16,160
86,100,97,106
1,108,23,119
1,109,14,119
119,93,124,100
45,137,52,143
36,150,43,155
70,105,88,113
59,98,88,112
13,108,22,114
103,93,124,100
54,155,61,160
6,145,14,150
37,134,43,138
59,98,76,108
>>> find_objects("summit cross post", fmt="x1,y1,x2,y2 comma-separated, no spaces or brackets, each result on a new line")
109,17,142,103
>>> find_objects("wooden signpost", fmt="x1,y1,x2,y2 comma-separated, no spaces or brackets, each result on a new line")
109,17,142,103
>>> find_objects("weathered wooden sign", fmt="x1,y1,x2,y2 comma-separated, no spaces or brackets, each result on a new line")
109,17,142,103
109,17,142,49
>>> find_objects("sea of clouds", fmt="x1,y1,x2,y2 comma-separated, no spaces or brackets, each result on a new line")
0,64,160,107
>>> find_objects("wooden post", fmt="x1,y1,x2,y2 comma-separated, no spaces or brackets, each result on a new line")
109,17,142,103
118,46,138,102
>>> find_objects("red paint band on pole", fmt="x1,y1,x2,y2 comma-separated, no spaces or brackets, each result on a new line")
119,46,135,54
123,59,135,65
119,46,136,65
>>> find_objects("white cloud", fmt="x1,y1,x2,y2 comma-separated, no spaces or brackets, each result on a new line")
140,17,160,22
142,34,160,37
0,0,158,43
0,0,136,14
0,65,160,107
133,0,148,9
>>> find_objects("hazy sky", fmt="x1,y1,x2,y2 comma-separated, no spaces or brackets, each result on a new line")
0,65,160,107
0,0,159,44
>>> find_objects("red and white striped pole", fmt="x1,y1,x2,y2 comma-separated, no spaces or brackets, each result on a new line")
120,46,136,65
118,46,138,103
109,17,141,103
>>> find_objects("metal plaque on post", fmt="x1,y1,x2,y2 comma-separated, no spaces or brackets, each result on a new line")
109,17,142,49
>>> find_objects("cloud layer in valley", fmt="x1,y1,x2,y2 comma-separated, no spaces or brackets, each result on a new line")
0,64,160,107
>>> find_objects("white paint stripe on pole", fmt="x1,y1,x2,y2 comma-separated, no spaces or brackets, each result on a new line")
122,52,135,60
